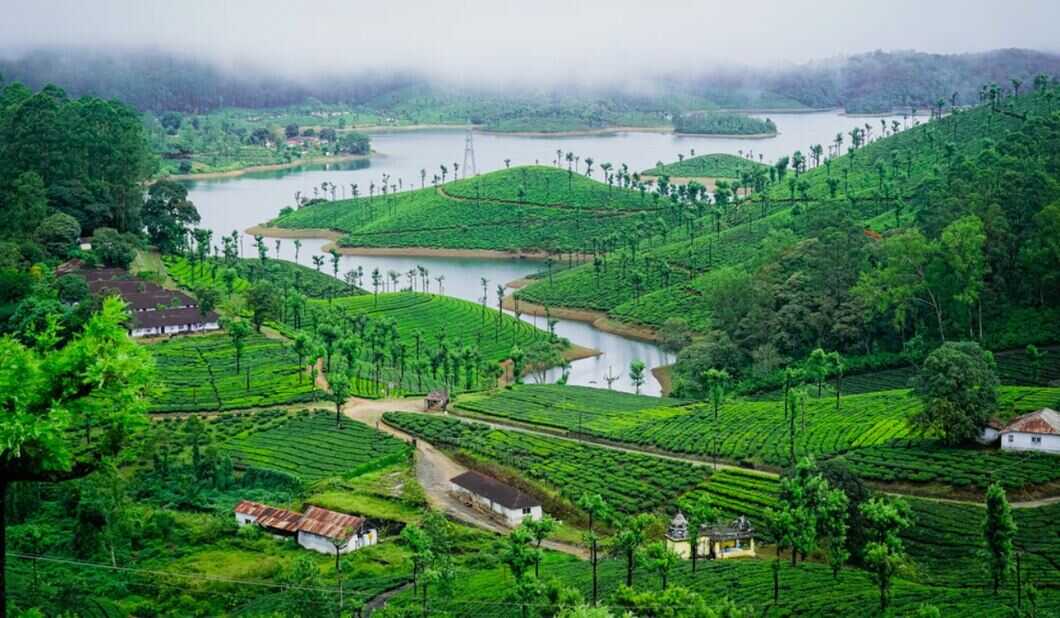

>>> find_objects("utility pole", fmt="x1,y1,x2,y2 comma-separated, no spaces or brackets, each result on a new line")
462,121,477,177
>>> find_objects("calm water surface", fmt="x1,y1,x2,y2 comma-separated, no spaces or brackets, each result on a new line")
183,110,905,395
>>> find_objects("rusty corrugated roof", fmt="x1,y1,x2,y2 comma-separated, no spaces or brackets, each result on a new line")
1002,408,1060,435
297,506,364,541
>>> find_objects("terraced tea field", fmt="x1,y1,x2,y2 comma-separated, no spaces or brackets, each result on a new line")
456,385,1060,490
302,292,552,365
455,384,689,432
382,411,705,516
164,255,361,300
148,333,319,412
225,410,410,481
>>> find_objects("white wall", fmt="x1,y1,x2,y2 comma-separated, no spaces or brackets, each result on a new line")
297,530,378,555
1001,432,1060,453
449,483,542,526
235,513,257,526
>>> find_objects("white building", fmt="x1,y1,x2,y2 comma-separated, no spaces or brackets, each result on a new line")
233,501,378,554
296,506,378,555
1000,408,1060,453
449,470,543,526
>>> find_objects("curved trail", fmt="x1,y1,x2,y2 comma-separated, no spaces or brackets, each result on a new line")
341,397,588,558
344,395,1060,511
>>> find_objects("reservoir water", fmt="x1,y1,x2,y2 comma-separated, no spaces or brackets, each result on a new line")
182,110,907,395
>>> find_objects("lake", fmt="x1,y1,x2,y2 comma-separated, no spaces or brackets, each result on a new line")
182,110,907,395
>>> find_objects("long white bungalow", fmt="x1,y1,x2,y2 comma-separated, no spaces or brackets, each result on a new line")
449,470,542,526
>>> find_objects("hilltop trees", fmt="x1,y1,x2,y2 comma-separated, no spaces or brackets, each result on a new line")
142,180,201,254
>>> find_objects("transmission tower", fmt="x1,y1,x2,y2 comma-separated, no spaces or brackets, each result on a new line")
462,122,477,177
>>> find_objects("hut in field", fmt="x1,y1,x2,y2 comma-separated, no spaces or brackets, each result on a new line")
449,470,542,526
425,389,450,411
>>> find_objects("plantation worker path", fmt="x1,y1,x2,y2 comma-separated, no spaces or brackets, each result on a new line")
341,396,588,558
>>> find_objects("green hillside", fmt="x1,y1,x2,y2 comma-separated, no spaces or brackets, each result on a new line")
642,152,769,178
274,292,563,395
518,87,1060,396
270,166,666,252
453,384,1060,493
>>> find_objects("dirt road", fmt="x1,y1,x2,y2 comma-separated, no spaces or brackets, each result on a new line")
342,397,587,558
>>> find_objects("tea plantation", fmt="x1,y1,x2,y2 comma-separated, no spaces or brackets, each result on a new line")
382,411,706,516
270,166,662,252
148,332,319,412
642,152,769,179
454,385,1060,491
225,409,410,481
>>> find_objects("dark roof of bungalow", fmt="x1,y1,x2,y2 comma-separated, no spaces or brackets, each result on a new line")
132,306,218,329
450,470,539,510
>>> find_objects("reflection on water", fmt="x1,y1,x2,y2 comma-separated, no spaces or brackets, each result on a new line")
183,111,894,395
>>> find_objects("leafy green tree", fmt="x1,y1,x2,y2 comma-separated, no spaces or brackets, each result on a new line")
982,481,1017,594
246,280,281,332
36,212,81,257
523,514,558,577
854,229,948,342
0,297,154,613
629,360,646,394
328,371,351,428
861,496,913,611
142,180,200,254
608,513,654,587
700,368,730,421
804,348,830,398
940,215,987,338
643,541,681,590
1025,344,1046,384
911,341,999,445
679,492,716,574
92,227,138,268
577,493,610,605
221,317,252,372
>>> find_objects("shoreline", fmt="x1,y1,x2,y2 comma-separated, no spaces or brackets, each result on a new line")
500,294,660,343
651,365,674,397
672,130,777,139
164,152,373,181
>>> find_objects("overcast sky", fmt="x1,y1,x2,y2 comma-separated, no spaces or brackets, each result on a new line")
3,0,1058,85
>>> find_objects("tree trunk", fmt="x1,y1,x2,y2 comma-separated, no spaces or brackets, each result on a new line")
627,551,634,587
1,479,6,618
591,538,598,605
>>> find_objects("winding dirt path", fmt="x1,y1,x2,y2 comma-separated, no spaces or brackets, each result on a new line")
346,396,1060,511
341,397,588,558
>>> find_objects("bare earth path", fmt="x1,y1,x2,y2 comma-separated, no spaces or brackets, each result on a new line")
341,397,588,558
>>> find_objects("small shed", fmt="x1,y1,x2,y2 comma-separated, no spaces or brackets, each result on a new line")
1000,408,1060,453
449,470,542,526
425,389,450,411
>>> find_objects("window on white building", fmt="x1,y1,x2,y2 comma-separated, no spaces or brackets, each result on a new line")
522,507,532,514
1031,436,1042,445
1007,434,1014,443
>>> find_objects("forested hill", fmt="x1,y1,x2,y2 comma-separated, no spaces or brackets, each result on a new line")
766,48,1060,113
516,82,1060,396
2,47,1057,114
